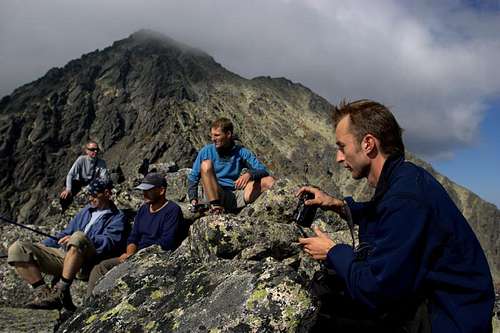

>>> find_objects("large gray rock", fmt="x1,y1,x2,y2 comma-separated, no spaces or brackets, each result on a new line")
60,247,318,333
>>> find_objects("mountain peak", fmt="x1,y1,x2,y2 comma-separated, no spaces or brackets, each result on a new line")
116,29,208,58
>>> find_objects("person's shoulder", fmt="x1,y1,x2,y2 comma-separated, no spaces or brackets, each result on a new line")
166,200,182,212
75,155,87,163
236,145,255,156
75,204,92,216
200,143,215,152
386,160,441,205
197,144,215,156
136,203,149,214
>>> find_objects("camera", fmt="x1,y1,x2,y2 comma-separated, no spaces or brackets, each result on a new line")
293,192,318,228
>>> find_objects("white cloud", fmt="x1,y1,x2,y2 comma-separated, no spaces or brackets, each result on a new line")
1,0,499,158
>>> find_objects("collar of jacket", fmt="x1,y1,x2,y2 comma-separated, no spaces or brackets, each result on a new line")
371,153,405,203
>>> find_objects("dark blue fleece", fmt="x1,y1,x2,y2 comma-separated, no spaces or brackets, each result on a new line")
327,155,494,333
127,201,187,251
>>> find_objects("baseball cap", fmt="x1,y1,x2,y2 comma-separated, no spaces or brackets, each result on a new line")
135,173,167,190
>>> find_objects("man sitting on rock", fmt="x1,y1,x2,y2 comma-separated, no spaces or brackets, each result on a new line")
8,178,125,311
59,140,109,211
188,117,275,214
87,173,188,297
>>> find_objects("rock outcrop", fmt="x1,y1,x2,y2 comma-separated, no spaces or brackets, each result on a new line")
0,166,498,331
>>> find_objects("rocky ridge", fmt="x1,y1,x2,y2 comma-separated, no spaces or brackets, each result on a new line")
0,166,352,332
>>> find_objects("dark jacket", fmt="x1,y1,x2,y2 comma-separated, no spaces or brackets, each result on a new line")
127,201,187,251
43,204,126,259
327,154,494,332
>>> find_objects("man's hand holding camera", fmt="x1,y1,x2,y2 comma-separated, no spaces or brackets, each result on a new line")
299,227,335,260
296,186,347,261
296,186,346,216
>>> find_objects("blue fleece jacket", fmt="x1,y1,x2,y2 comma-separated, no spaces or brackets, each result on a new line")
327,155,494,333
187,143,269,200
43,204,126,258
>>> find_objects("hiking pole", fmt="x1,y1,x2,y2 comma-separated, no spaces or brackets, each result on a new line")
0,215,58,241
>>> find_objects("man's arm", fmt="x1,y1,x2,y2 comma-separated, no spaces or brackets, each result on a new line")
158,206,187,251
296,186,346,217
187,150,205,204
239,148,269,181
61,156,83,198
42,209,84,247
327,196,429,311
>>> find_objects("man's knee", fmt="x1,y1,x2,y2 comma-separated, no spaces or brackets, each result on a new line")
7,240,34,265
200,160,214,175
260,176,276,191
67,231,92,254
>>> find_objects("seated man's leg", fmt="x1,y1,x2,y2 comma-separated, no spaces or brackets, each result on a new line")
62,231,95,280
7,240,65,308
243,176,275,204
200,160,224,212
45,231,96,310
219,176,275,213
87,257,122,298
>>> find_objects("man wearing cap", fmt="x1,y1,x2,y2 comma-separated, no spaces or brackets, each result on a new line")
7,178,126,311
86,173,187,297
59,140,109,211
188,117,275,214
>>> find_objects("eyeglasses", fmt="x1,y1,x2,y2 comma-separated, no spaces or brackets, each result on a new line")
87,147,99,152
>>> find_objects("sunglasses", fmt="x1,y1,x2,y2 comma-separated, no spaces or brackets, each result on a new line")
87,147,99,152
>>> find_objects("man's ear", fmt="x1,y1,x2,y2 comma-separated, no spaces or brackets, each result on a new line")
362,135,376,153
159,187,166,196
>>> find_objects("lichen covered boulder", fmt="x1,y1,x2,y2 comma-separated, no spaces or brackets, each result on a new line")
59,247,318,332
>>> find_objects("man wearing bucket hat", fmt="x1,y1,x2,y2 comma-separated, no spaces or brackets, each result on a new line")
86,172,187,297
7,178,125,311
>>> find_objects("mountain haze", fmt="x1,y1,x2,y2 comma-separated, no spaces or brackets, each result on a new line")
0,30,498,282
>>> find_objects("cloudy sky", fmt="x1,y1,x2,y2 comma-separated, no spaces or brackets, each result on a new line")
1,0,499,206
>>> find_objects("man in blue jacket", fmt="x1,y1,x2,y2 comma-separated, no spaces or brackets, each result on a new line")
188,117,275,214
298,99,494,332
8,178,125,311
86,173,188,297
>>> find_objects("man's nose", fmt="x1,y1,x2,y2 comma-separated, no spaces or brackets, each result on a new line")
336,150,344,163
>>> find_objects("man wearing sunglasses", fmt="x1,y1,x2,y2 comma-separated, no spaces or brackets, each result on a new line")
86,173,188,298
59,140,109,211
7,178,126,311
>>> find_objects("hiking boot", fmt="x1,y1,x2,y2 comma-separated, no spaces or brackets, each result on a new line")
25,285,54,309
27,285,76,311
